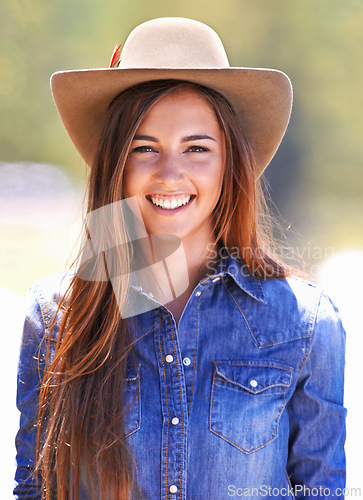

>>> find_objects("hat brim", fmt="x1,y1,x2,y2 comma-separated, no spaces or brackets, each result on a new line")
51,67,292,176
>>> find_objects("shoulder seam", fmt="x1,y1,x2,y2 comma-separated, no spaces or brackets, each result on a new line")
35,284,52,333
298,288,323,374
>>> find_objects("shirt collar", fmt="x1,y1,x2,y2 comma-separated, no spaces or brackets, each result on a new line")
129,251,265,303
201,252,265,303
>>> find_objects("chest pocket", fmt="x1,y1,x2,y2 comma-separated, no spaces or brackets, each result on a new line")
123,363,141,438
210,360,293,453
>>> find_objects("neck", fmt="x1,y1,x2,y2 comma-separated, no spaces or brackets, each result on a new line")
180,229,217,289
134,225,219,306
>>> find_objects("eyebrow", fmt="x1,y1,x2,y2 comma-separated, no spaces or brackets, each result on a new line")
133,134,216,142
133,134,158,142
182,134,216,142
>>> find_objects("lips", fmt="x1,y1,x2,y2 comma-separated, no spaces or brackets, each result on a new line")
146,194,195,210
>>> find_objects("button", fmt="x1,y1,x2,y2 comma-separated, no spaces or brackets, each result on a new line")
171,417,179,425
169,485,178,494
249,379,258,388
183,357,191,366
166,354,174,363
195,291,201,297
149,292,154,298
212,277,220,282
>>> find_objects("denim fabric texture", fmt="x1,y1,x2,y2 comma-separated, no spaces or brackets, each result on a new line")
14,254,346,499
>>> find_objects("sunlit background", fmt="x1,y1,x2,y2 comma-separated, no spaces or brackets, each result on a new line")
1,0,362,497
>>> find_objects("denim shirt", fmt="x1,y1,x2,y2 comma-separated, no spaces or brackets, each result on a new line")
14,254,346,499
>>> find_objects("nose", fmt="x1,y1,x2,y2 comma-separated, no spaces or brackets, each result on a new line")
153,152,184,187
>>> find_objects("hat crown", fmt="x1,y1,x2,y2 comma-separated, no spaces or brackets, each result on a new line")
119,17,230,69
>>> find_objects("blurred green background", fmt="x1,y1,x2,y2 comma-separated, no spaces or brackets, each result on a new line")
1,0,363,496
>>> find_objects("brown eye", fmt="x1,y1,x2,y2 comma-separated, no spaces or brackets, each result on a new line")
132,146,156,153
187,145,209,153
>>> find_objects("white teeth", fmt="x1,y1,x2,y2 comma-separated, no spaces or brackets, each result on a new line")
150,195,192,209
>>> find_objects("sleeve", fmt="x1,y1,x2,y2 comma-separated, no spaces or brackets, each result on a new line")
14,284,47,499
286,291,347,500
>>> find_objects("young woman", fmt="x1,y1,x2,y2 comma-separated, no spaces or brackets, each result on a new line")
14,17,346,500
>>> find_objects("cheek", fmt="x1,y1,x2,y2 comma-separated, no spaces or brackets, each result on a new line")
122,165,137,198
216,161,226,186
205,159,225,196
209,164,225,210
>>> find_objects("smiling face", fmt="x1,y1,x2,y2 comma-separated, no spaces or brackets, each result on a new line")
122,88,226,249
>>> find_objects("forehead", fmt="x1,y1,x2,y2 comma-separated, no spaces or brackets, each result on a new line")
137,87,220,129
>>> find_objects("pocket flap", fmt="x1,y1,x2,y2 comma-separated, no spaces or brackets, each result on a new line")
213,361,292,394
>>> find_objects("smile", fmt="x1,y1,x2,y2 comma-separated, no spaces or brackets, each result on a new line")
146,194,195,210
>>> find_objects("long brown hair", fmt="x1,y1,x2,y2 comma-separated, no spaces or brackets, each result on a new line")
36,79,291,499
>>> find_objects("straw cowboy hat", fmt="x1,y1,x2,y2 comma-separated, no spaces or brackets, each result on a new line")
51,17,293,177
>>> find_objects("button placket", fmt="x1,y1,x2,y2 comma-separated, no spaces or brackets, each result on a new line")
177,283,208,421
155,310,188,500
